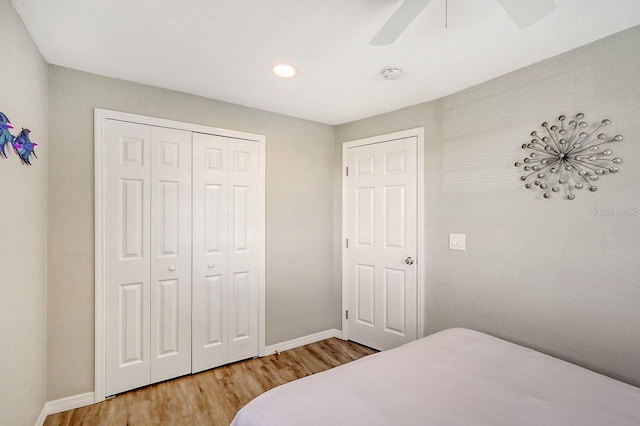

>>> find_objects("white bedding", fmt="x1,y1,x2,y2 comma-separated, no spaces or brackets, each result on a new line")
231,328,640,426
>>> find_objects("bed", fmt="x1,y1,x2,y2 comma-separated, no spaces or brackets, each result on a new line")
231,328,640,426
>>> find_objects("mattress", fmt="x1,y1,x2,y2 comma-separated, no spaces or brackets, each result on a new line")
231,328,640,426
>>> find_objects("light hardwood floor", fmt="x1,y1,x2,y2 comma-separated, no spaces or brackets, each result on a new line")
45,338,376,426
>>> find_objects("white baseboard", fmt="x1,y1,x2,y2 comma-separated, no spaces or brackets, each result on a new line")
264,328,343,356
35,405,48,426
36,392,95,425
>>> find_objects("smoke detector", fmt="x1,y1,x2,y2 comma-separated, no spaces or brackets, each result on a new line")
381,67,403,80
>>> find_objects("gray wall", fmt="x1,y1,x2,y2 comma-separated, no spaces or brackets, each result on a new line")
0,0,49,423
47,67,336,400
336,26,640,386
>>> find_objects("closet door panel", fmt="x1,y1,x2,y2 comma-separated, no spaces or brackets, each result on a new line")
105,120,151,396
192,133,229,373
204,274,226,346
150,127,192,382
228,139,261,363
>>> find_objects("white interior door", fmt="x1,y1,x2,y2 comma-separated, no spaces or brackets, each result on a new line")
105,120,152,395
346,136,418,351
192,134,260,372
227,138,260,363
149,126,192,383
96,109,266,401
105,121,193,395
192,133,229,372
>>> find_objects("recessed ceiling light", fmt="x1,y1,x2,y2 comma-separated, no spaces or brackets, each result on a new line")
273,63,297,78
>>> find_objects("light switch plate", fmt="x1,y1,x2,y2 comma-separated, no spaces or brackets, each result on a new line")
449,233,466,250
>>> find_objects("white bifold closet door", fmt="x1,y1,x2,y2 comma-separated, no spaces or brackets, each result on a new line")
104,120,192,396
192,133,261,373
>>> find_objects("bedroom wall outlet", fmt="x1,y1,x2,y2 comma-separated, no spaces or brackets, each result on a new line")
449,233,466,250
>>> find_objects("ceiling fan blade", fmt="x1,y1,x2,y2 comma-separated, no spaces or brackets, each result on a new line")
370,0,433,46
496,0,556,28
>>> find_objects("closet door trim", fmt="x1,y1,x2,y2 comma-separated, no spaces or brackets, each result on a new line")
94,108,266,402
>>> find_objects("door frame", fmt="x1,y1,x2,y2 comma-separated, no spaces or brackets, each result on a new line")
94,108,266,402
341,127,425,343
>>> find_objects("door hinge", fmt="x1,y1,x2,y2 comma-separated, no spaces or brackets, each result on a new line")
345,310,349,320
345,166,349,176
345,238,349,248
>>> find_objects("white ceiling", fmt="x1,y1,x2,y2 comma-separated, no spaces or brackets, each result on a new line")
12,0,640,125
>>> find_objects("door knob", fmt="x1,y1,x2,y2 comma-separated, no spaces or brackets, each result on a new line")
208,262,215,268
404,257,414,265
169,265,176,272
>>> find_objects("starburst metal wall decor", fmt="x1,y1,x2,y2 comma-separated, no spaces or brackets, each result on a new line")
515,113,623,200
